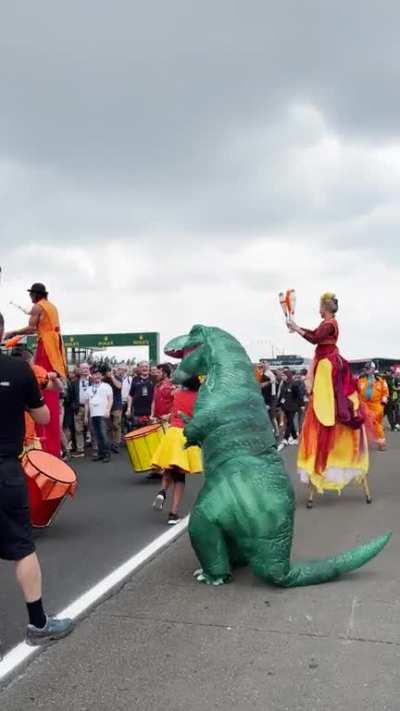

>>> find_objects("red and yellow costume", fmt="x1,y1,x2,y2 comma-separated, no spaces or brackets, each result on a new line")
297,318,369,493
152,389,202,474
34,298,67,457
358,373,389,448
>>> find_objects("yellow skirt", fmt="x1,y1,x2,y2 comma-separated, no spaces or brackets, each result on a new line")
152,426,203,474
298,358,369,494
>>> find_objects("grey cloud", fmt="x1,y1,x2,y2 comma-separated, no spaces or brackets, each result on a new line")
2,1,400,180
1,0,400,266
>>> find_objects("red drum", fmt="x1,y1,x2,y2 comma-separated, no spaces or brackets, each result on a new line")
22,450,77,528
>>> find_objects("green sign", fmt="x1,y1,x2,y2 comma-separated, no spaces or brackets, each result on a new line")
27,332,160,363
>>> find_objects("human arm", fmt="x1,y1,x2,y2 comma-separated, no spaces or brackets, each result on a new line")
30,405,50,426
106,386,113,417
287,318,336,344
47,372,65,393
109,371,122,389
4,303,42,339
381,379,389,404
126,394,133,417
23,363,50,425
126,380,135,416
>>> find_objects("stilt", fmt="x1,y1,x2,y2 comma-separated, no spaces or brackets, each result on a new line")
306,483,314,509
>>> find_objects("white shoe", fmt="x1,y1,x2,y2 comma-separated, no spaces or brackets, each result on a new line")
277,442,286,452
153,492,166,511
288,437,298,445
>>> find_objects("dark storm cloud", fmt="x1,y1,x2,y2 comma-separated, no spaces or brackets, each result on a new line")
2,1,400,179
1,0,400,269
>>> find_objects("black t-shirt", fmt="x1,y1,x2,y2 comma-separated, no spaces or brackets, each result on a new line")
104,375,123,411
0,355,45,456
129,377,154,416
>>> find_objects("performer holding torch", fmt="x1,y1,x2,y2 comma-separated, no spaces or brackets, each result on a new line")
5,283,67,457
279,290,371,508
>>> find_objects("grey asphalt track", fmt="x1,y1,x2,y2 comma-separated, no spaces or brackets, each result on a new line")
1,433,399,709
0,449,203,656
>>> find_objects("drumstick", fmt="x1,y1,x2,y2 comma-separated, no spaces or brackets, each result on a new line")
9,300,31,315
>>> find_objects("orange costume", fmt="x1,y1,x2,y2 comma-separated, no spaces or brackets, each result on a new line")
35,299,67,378
34,298,67,457
358,370,389,449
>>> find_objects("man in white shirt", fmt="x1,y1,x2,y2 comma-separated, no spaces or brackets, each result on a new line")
84,369,113,463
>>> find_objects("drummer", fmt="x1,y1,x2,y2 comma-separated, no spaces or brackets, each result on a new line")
0,312,73,645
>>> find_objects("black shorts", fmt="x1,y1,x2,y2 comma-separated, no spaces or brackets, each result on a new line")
168,467,186,484
0,457,35,561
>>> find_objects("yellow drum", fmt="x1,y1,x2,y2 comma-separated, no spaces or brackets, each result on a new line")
125,424,165,472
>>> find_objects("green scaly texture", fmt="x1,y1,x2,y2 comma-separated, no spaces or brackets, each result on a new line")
165,325,391,587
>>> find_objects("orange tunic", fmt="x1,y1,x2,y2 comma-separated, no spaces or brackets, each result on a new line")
358,376,389,445
36,299,67,377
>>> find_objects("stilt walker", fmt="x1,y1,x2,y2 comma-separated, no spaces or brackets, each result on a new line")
283,291,371,507
5,283,67,457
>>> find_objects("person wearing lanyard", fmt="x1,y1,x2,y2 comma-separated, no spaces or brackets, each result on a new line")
0,312,73,645
85,369,113,463
126,361,154,425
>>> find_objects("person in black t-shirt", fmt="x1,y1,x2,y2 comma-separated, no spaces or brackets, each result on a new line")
126,361,154,424
0,313,73,646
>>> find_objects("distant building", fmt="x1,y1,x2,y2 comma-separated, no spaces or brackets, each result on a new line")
259,354,312,372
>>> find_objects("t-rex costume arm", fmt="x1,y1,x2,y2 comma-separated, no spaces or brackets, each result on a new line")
165,324,390,587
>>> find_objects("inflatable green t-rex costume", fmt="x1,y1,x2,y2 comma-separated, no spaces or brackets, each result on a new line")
165,324,390,587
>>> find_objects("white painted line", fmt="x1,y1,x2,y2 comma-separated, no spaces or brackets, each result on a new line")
0,517,188,685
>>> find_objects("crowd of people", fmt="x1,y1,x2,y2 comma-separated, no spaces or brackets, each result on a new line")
256,360,400,455
61,356,400,467
61,360,172,462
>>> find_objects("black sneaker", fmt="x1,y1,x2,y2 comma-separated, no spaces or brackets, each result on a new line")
153,491,166,511
26,616,74,646
110,444,120,454
92,454,104,461
168,513,180,525
102,455,111,463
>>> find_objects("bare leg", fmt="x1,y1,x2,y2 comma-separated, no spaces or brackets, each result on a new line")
161,470,172,492
362,476,372,504
170,481,185,515
15,552,42,602
306,483,314,509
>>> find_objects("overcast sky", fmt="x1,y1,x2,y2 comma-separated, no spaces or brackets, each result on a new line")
1,1,399,362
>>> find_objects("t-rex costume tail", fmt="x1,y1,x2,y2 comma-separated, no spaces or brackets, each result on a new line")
165,325,390,587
